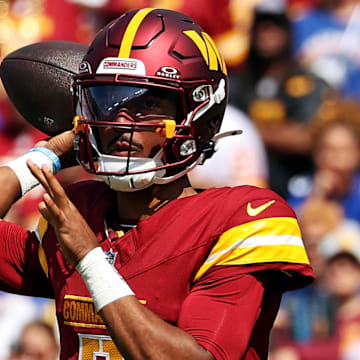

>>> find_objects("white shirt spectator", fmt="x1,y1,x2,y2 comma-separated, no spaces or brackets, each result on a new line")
188,104,268,189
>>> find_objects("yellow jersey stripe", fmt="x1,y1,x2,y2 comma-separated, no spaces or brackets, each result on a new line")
65,294,93,301
194,217,309,281
118,8,155,58
205,234,304,264
210,217,301,255
64,321,107,329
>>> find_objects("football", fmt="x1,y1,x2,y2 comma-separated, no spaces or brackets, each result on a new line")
0,40,87,136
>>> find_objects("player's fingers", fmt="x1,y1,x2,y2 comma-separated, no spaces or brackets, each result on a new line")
40,164,68,206
42,192,66,225
27,159,52,195
38,200,56,225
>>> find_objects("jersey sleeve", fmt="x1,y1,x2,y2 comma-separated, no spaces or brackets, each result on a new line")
195,187,314,290
0,219,53,297
178,265,283,360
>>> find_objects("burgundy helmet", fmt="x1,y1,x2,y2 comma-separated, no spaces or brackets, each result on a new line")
73,8,228,191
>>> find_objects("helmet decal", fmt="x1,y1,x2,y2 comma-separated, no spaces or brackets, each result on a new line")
184,31,227,75
96,57,146,75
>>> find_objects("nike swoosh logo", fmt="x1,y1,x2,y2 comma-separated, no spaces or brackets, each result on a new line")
247,200,275,216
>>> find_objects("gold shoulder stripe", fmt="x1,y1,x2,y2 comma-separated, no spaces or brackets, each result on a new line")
194,217,309,281
118,8,155,58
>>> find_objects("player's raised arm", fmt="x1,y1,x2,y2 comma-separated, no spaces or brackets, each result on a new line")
0,40,85,220
0,130,74,218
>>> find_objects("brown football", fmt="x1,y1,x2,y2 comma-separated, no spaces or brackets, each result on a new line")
0,40,87,136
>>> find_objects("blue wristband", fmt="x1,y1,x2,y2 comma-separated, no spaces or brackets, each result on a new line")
27,147,61,173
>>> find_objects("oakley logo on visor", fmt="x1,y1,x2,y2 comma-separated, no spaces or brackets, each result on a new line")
96,57,146,75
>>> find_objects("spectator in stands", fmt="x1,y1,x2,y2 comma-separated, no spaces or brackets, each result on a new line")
188,104,268,189
228,0,334,197
318,220,360,359
287,98,360,222
291,0,360,100
272,199,342,346
7,320,59,360
272,217,360,360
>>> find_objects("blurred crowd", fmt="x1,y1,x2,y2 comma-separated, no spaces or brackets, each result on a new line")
1,0,360,359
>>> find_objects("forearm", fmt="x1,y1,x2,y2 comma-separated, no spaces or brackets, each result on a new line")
0,166,21,217
0,148,61,218
76,248,213,360
101,296,213,360
0,130,74,219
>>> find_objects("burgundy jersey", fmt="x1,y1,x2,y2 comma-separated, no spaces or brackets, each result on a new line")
0,181,313,359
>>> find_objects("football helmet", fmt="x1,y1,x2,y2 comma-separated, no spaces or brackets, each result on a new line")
73,8,228,191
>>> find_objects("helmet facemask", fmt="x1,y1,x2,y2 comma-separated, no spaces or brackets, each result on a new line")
73,80,207,191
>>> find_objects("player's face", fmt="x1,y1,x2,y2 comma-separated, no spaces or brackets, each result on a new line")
96,115,166,158
88,86,179,158
315,124,360,174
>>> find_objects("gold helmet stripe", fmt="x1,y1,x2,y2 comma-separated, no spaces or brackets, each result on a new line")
118,8,155,58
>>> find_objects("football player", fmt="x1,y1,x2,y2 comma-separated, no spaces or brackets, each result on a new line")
0,8,314,360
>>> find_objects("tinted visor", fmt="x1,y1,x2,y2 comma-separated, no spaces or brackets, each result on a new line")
80,85,183,123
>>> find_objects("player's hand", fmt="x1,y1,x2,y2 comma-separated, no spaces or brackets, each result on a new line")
35,130,77,169
27,160,99,266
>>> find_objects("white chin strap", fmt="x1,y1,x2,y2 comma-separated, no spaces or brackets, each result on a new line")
96,153,166,192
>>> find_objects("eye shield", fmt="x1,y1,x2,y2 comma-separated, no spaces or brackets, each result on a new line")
79,84,183,123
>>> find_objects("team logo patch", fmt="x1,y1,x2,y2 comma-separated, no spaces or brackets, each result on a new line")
104,248,118,266
156,66,180,79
